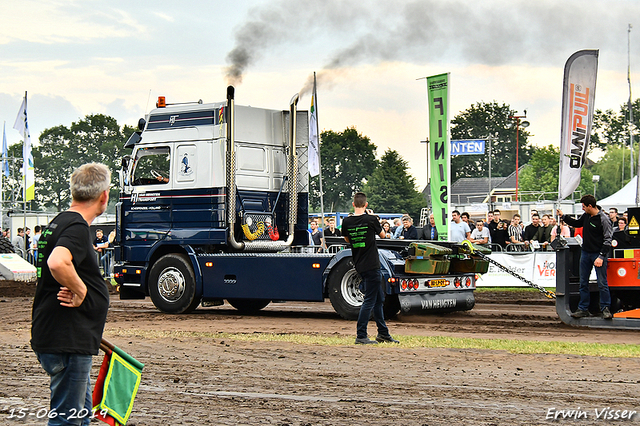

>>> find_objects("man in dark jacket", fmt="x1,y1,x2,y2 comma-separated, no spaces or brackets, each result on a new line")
399,216,418,240
557,195,614,319
422,213,439,241
533,214,553,250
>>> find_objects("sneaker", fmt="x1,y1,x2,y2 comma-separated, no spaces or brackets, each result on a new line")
571,309,590,318
602,307,613,320
355,337,378,345
375,334,400,343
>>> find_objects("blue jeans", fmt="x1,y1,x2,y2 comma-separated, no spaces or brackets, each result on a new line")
578,250,611,312
356,268,390,339
34,352,93,426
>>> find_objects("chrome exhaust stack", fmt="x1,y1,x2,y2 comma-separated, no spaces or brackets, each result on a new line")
226,87,299,252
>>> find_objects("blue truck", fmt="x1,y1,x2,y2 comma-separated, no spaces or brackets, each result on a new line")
112,87,477,320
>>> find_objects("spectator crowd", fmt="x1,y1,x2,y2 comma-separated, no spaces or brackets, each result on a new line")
308,206,633,252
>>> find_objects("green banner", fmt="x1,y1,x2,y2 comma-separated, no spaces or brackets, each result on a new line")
427,73,450,241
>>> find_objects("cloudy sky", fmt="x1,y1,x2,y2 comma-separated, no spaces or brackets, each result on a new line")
0,0,638,189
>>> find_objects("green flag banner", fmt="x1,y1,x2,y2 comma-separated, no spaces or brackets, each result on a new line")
427,73,451,241
93,342,144,426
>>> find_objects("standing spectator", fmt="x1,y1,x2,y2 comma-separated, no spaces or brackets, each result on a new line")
608,207,619,228
534,214,553,250
558,194,613,319
617,217,627,232
323,217,342,237
485,211,494,228
460,212,475,232
93,229,107,253
550,219,571,243
31,163,111,425
487,210,501,244
392,215,409,239
469,220,490,245
488,210,509,248
342,192,398,345
422,213,439,241
13,228,25,257
524,213,541,245
25,227,32,254
389,218,402,237
399,216,418,240
380,220,392,239
31,225,42,265
309,219,324,247
508,214,524,246
450,210,471,242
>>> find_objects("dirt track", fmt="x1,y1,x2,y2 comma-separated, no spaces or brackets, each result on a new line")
2,281,640,425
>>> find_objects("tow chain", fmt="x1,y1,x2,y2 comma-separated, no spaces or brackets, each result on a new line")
461,241,556,300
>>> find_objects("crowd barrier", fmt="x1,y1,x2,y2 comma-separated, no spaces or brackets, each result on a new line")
476,251,558,288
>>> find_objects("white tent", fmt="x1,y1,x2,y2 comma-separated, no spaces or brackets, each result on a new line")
598,176,640,210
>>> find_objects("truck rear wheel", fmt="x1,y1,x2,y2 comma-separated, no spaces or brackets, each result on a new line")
328,258,363,320
148,254,200,314
227,299,270,313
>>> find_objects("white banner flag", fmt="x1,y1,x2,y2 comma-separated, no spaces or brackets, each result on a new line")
308,90,320,177
558,50,598,200
13,93,35,202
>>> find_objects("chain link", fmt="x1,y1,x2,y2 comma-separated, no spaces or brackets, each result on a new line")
461,241,556,299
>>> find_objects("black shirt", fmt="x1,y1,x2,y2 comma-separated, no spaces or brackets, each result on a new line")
342,214,383,273
31,211,110,355
400,225,418,240
324,227,341,237
523,224,539,241
310,230,323,245
562,209,613,257
488,220,509,248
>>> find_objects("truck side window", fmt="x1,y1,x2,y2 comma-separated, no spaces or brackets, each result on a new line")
131,147,171,186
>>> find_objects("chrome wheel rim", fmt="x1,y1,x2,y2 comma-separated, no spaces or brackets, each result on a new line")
340,268,363,307
158,267,186,303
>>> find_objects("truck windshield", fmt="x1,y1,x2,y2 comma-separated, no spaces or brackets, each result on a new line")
131,147,171,186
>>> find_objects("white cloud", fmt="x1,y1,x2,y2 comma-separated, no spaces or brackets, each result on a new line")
0,0,145,44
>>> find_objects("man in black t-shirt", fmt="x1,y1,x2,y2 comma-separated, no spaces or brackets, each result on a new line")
323,217,342,237
342,192,398,345
31,163,111,426
558,195,614,319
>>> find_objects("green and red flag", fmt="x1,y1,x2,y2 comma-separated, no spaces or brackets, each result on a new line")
92,339,144,426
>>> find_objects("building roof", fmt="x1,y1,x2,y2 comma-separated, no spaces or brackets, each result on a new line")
421,166,528,205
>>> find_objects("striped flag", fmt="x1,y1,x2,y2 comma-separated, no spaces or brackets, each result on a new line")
308,85,320,177
13,93,35,201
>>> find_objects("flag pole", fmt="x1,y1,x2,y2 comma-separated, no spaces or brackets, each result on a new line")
22,92,28,253
314,72,325,227
1,122,4,231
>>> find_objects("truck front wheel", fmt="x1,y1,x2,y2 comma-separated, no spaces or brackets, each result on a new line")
148,254,200,313
328,259,363,320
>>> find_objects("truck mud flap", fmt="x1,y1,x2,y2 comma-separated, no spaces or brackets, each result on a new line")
556,246,640,330
398,291,475,315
